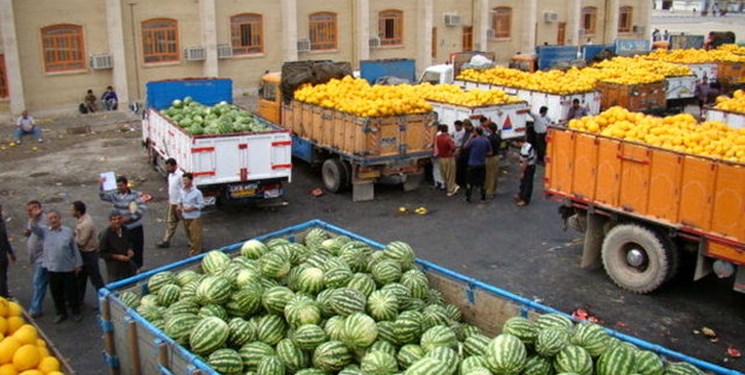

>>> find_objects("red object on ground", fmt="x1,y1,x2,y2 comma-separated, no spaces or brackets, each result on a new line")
310,188,324,197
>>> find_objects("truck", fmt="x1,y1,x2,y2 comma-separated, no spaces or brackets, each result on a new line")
258,62,435,201
545,126,745,294
418,51,496,84
98,220,742,375
705,106,745,128
142,78,292,206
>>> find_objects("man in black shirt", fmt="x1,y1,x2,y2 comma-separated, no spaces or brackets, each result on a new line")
98,211,136,283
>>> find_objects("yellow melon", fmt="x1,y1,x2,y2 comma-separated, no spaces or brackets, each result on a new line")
0,337,22,364
0,363,17,375
36,356,60,373
6,303,22,318
12,344,41,371
12,326,38,346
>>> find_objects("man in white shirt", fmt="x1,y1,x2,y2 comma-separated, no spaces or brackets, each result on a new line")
528,106,552,164
178,173,205,256
157,158,183,248
14,110,43,144
515,139,537,207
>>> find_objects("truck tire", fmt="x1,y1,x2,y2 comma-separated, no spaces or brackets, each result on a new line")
601,223,675,294
322,158,347,193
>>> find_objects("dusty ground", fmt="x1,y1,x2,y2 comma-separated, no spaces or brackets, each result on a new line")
0,109,743,374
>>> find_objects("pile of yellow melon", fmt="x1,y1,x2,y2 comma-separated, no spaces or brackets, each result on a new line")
0,298,64,375
714,90,745,113
413,83,522,107
568,106,745,163
645,45,745,64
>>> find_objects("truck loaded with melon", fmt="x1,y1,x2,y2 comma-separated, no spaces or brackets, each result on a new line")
546,106,745,294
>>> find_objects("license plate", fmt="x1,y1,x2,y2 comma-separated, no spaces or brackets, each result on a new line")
203,197,216,206
264,189,281,198
229,183,258,198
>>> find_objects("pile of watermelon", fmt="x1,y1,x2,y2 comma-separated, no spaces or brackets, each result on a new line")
117,229,704,375
161,97,272,135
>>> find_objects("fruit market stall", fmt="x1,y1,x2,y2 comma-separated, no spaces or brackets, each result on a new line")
98,220,740,375
705,89,745,129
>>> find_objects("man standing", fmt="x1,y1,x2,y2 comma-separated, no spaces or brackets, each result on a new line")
157,158,183,249
463,128,492,203
14,110,43,144
456,120,474,187
98,211,136,283
179,173,205,256
567,99,589,121
0,205,17,298
71,201,104,307
25,200,47,318
99,176,146,270
29,210,83,323
484,123,502,199
435,124,459,197
515,139,537,207
529,106,552,164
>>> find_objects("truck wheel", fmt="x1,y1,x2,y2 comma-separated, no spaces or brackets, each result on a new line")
601,224,674,294
322,159,347,193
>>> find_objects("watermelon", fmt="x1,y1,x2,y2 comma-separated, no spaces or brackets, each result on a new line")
420,325,457,353
324,316,345,341
190,317,230,355
330,287,367,316
361,350,399,375
424,346,460,375
572,322,611,357
339,242,372,272
460,356,487,375
341,312,379,349
502,316,538,344
230,284,264,316
369,340,397,357
554,344,593,375
380,283,412,309
175,270,201,286
296,369,327,375
324,267,354,288
304,228,329,248
347,273,377,297
147,271,176,294
371,260,403,286
397,344,425,369
296,267,326,295
179,280,200,300
262,286,296,315
463,368,492,375
260,251,292,280
256,356,285,375
422,305,451,330
367,289,399,321
228,318,256,348
284,300,322,328
235,268,263,288
404,357,449,375
256,314,288,346
536,313,574,331
164,300,199,318
400,269,429,299
443,304,462,323
536,327,571,357
484,334,528,375
202,250,231,275
208,348,243,375
198,303,228,321
383,241,416,269
664,362,704,375
523,354,554,375
633,350,664,375
306,254,332,269
164,313,200,345
196,275,232,305
313,341,353,373
118,291,140,308
241,239,269,259
315,287,337,317
276,338,309,372
463,333,490,357
596,345,635,375
376,320,400,345
136,305,162,321
394,310,424,344
239,341,275,371
292,324,328,351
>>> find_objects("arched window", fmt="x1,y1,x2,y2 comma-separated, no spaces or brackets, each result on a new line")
0,55,8,98
309,12,338,50
491,7,512,39
379,10,403,46
618,6,633,33
142,18,179,63
41,24,85,72
582,7,598,36
231,14,263,55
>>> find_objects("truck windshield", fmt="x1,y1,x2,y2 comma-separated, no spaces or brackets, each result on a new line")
419,71,441,85
260,82,277,101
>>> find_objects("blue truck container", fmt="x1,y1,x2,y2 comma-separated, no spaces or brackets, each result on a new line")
145,78,233,110
98,220,743,375
614,39,652,56
536,45,579,70
359,59,416,84
582,44,616,61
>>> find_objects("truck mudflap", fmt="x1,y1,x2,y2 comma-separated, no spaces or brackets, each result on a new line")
100,220,740,375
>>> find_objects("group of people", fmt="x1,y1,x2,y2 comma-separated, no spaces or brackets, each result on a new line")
651,29,671,42
0,159,204,324
81,86,118,114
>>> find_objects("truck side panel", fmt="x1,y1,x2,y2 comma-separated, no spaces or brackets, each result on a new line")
711,163,745,240
647,150,684,221
571,133,600,199
618,143,652,213
679,157,717,230
595,138,622,207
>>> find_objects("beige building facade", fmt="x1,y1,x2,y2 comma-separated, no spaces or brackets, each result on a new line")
0,0,650,118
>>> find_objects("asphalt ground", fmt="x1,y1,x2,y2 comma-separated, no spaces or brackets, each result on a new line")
0,111,742,374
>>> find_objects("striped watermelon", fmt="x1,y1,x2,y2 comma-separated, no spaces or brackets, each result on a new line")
207,348,244,375
313,341,353,373
572,322,611,357
288,242,311,265
323,267,354,289
366,251,387,272
404,357,449,375
256,356,285,375
463,333,490,356
295,369,328,375
664,362,704,375
536,313,574,331
196,275,232,305
296,267,326,295
347,273,377,297
443,304,462,323
380,283,412,310
276,338,309,372
460,356,486,374
523,354,554,375
202,250,231,275
262,286,296,315
596,345,635,375
361,350,399,375
384,241,416,269
198,304,228,321
315,288,337,317
367,289,399,321
424,346,460,375
341,312,379,349
330,287,367,316
371,260,403,286
179,280,200,301
484,334,528,375
230,284,264,316
426,289,445,306
554,344,594,375
284,300,322,328
324,316,345,341
397,344,425,369
138,294,159,307
175,270,201,286
292,324,328,351
260,251,291,280
241,239,270,259
502,316,538,344
189,317,230,355
462,324,482,338
633,350,664,375
422,305,451,330
238,341,275,371
136,305,162,321
400,269,429,299
339,242,372,272
304,228,329,249
147,271,176,294
394,311,424,344
369,340,397,357
118,291,140,308
256,314,288,346
420,325,457,353
259,277,280,290
536,327,571,357
235,268,263,288
228,318,256,348
164,300,199,319
164,313,200,345
463,368,492,375
231,256,257,270
305,254,332,269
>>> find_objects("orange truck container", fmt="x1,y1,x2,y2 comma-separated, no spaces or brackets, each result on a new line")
595,80,667,112
545,126,745,294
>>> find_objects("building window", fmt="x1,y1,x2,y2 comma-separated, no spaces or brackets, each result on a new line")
231,14,263,55
0,55,7,98
462,26,473,51
309,12,338,51
41,24,86,72
618,6,633,33
490,7,512,39
582,7,597,36
432,27,437,58
142,18,179,63
378,10,403,46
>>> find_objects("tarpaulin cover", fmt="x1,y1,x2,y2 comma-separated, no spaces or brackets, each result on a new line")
281,61,353,102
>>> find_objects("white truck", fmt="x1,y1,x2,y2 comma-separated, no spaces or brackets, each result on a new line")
704,107,745,128
427,100,530,139
142,78,292,206
665,75,697,100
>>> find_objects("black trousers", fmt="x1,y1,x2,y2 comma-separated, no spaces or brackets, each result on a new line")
0,256,8,298
519,164,537,204
48,271,79,317
129,226,144,269
466,165,487,201
456,153,469,187
77,251,105,305
535,133,547,163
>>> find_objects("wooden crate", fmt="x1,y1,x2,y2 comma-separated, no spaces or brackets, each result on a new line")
596,80,666,112
716,61,745,84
